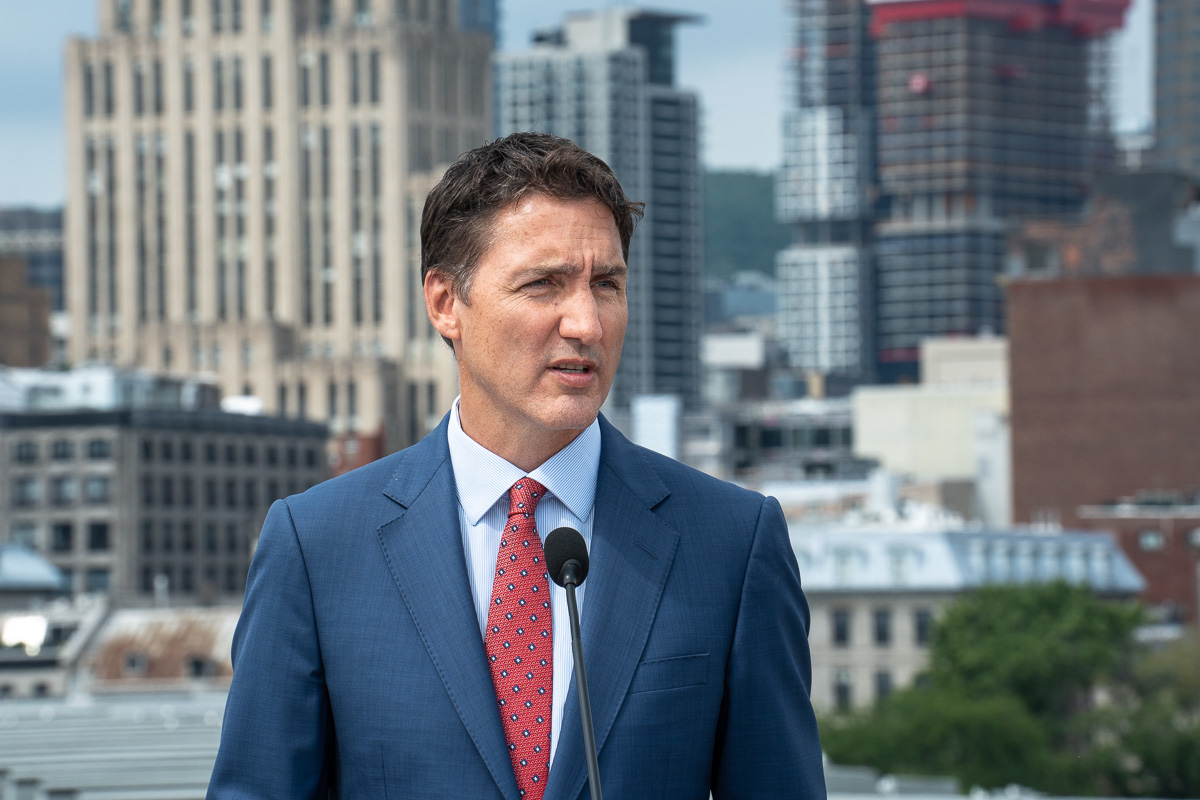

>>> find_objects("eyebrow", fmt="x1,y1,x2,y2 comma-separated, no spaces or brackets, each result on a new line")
514,263,628,281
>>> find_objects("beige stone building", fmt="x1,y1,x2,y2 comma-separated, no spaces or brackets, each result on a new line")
64,0,492,470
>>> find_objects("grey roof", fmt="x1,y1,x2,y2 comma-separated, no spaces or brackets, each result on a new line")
790,528,1145,595
0,545,66,592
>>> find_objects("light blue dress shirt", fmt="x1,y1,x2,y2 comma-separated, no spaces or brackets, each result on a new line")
446,398,597,769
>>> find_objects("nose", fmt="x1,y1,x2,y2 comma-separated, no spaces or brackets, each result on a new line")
558,286,603,346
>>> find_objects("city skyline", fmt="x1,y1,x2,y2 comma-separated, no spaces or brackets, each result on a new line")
0,0,1151,208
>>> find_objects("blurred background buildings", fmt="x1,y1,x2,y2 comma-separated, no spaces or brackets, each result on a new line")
3,0,1200,794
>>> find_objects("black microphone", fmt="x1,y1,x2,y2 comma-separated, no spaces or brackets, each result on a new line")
544,527,602,800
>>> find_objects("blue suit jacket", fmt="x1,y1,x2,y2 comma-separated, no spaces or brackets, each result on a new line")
208,415,825,799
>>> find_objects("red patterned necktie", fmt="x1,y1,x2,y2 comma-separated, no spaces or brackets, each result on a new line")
485,478,553,799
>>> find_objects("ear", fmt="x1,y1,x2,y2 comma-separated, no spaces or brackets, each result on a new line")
424,270,462,343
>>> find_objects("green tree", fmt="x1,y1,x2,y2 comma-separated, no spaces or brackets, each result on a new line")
927,582,1143,725
819,582,1146,794
821,688,1053,790
703,170,790,279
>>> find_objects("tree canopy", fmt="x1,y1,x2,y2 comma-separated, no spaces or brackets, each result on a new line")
819,582,1200,797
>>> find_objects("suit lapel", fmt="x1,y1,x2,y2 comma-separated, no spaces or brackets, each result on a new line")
377,418,520,800
546,419,680,800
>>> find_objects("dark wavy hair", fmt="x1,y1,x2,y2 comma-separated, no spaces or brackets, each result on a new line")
420,131,644,303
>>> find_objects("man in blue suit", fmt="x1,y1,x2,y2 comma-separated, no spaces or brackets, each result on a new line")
208,132,825,799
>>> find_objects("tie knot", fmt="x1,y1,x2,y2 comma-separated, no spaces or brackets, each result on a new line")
507,478,546,519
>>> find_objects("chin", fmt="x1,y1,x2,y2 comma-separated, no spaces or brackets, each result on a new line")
536,397,604,431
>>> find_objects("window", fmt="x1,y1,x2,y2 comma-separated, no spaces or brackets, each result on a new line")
85,476,111,503
12,521,37,549
206,478,218,507
50,477,78,506
184,59,195,112
213,57,224,110
226,524,240,554
206,523,218,554
124,652,149,677
13,477,41,507
369,50,381,104
1138,529,1165,552
319,52,330,107
14,441,38,463
161,440,174,461
142,474,155,506
189,655,214,677
873,609,892,647
51,440,76,460
205,442,218,463
142,438,154,461
914,608,934,647
212,0,223,32
1189,528,1200,549
262,55,273,109
875,670,893,701
51,523,74,553
162,521,175,552
225,479,237,508
181,441,194,463
181,477,195,508
86,568,111,593
225,444,237,464
834,669,853,711
244,480,257,509
182,522,195,553
832,609,851,647
87,522,110,551
141,520,154,553
162,476,175,507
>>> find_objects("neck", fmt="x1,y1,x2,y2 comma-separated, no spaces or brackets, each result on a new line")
456,403,587,473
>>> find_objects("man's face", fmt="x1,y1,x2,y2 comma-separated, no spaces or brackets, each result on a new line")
425,193,627,466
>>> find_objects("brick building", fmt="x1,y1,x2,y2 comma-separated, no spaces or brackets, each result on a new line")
1079,495,1200,624
1009,275,1200,532
0,255,52,368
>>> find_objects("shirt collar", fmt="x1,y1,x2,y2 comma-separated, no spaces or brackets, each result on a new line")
447,397,601,525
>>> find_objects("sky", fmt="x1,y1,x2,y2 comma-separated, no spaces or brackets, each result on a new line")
0,0,1153,208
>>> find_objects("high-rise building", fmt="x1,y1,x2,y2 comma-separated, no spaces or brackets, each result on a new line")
1154,0,1200,174
776,0,876,383
777,0,1128,384
494,9,704,409
64,0,494,472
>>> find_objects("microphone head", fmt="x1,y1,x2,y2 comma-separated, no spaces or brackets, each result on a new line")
545,527,589,587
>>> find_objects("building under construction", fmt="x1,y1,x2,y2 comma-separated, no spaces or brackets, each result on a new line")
777,0,1130,382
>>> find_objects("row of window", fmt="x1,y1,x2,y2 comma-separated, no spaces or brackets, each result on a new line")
84,47,381,122
832,668,895,712
12,439,112,463
830,608,934,648
139,563,243,595
48,521,112,553
140,519,245,556
139,437,319,468
115,0,459,38
11,476,111,507
140,474,304,510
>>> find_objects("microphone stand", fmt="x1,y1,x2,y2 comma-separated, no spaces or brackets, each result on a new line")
561,560,602,800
